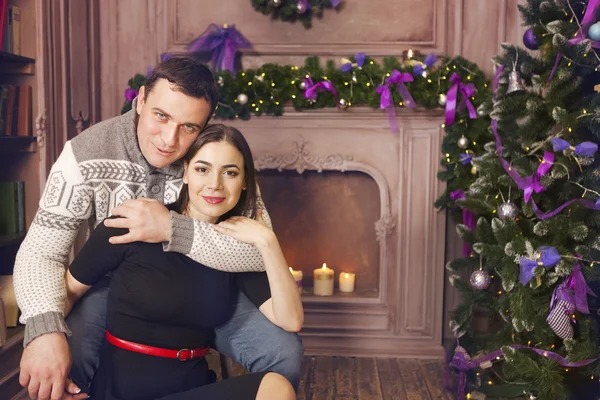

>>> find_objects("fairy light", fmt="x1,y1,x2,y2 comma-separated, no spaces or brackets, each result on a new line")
366,82,371,87
255,107,260,112
568,127,572,132
248,82,253,86
427,79,432,83
259,100,264,104
441,123,446,128
241,72,246,77
291,95,296,99
467,75,472,80
251,103,256,107
473,141,477,145
445,153,450,157
271,83,275,87
399,101,403,106
291,80,296,84
497,290,502,294
369,60,374,65
344,82,349,86
583,109,587,114
488,380,493,385
323,76,328,80
275,101,280,105
386,73,391,77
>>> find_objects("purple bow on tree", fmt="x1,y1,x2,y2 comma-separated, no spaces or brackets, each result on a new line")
448,346,476,400
519,246,561,286
124,88,138,102
340,53,365,72
551,138,598,157
517,151,554,204
304,77,338,102
413,52,437,77
445,73,477,126
550,263,597,316
187,24,252,73
459,152,473,165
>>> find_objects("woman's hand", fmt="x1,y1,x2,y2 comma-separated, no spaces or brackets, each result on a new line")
214,210,275,248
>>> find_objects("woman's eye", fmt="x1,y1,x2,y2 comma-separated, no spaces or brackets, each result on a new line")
195,167,208,173
224,171,238,177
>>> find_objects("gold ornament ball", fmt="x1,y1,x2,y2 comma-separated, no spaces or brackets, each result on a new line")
457,136,469,149
438,94,447,106
237,93,248,105
338,98,348,109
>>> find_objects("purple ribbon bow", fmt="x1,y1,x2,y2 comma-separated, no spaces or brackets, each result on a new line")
551,138,598,157
450,189,475,257
340,53,366,72
124,88,138,102
187,24,252,73
304,77,338,102
413,52,437,76
445,73,477,126
550,263,597,319
376,70,416,133
459,152,473,165
449,347,476,400
517,151,554,204
519,246,561,285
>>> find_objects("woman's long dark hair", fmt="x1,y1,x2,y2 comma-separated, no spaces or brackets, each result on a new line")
174,124,258,222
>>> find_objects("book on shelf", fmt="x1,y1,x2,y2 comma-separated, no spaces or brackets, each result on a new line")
0,275,17,327
0,2,21,55
0,181,24,235
0,84,32,136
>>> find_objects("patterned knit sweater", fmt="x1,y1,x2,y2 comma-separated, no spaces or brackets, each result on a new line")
13,104,269,346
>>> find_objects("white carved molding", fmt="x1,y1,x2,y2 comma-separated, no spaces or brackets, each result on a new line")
35,111,47,148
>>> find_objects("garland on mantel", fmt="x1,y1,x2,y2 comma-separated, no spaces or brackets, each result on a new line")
251,0,341,28
122,52,493,208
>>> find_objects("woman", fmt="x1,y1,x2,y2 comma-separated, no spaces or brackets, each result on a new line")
64,124,303,400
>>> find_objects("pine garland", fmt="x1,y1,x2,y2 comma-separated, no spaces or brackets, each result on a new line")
250,0,340,28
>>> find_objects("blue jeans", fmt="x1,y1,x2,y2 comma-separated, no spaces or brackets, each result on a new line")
66,278,304,393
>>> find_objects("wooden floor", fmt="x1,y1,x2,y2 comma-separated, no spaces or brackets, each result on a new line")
296,356,455,400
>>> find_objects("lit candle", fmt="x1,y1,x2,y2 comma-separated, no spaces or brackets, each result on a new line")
289,267,303,293
313,263,334,296
339,272,355,293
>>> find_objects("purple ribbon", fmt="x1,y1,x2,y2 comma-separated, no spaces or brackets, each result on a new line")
492,120,600,219
330,0,341,6
445,73,477,126
518,246,561,285
551,138,598,157
493,65,505,100
124,88,138,102
450,189,475,257
519,151,554,203
413,52,437,76
550,263,597,320
340,52,365,72
450,343,600,398
376,70,416,133
187,24,252,73
304,77,338,101
460,152,473,165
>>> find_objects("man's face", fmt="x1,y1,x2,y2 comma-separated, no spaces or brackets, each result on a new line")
136,79,212,169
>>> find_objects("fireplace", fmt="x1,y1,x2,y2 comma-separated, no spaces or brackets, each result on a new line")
228,107,446,358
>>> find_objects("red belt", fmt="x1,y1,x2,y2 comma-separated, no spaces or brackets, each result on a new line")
105,331,210,361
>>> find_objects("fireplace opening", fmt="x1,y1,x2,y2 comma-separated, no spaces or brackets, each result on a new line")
258,169,381,298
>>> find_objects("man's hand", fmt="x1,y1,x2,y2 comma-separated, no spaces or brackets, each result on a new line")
103,198,171,244
19,332,73,400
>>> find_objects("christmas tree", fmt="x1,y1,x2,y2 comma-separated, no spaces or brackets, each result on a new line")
442,1,600,399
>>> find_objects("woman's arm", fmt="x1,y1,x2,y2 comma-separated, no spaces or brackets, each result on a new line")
216,212,303,332
64,220,129,317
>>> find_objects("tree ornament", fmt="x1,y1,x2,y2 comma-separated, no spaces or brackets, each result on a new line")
421,70,428,78
507,70,525,94
237,93,248,105
523,28,540,50
477,105,487,117
471,165,478,175
528,395,537,400
457,135,469,149
438,93,447,106
338,98,348,109
497,201,519,221
588,22,600,41
351,72,358,83
271,0,282,6
217,76,224,87
256,75,264,82
299,81,306,90
296,1,308,14
470,269,491,290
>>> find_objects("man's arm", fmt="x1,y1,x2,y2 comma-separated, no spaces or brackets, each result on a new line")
13,141,93,346
164,192,272,272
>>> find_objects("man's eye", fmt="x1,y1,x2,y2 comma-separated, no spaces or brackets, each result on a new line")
184,125,196,132
156,112,166,119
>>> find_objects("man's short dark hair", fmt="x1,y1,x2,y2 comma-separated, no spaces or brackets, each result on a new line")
145,57,219,125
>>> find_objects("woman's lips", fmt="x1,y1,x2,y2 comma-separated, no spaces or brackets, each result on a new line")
202,196,225,204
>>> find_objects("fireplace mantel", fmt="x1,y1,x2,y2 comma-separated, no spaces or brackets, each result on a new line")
227,107,446,358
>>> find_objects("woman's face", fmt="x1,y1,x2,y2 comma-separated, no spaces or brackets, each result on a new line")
183,141,246,223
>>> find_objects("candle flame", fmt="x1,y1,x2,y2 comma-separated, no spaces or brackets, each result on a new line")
322,263,327,270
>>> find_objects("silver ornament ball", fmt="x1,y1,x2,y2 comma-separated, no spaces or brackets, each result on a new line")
338,98,348,109
457,136,470,149
476,104,488,117
438,94,447,106
299,81,306,90
470,269,491,290
497,201,519,221
237,93,248,105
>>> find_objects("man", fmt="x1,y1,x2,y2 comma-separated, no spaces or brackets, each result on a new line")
14,57,303,400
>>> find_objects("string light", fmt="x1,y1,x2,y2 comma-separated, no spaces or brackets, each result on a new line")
271,83,275,87
291,95,296,99
441,124,446,128
255,107,260,112
366,82,371,87
248,82,253,86
344,82,349,86
241,72,246,77
488,380,493,385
